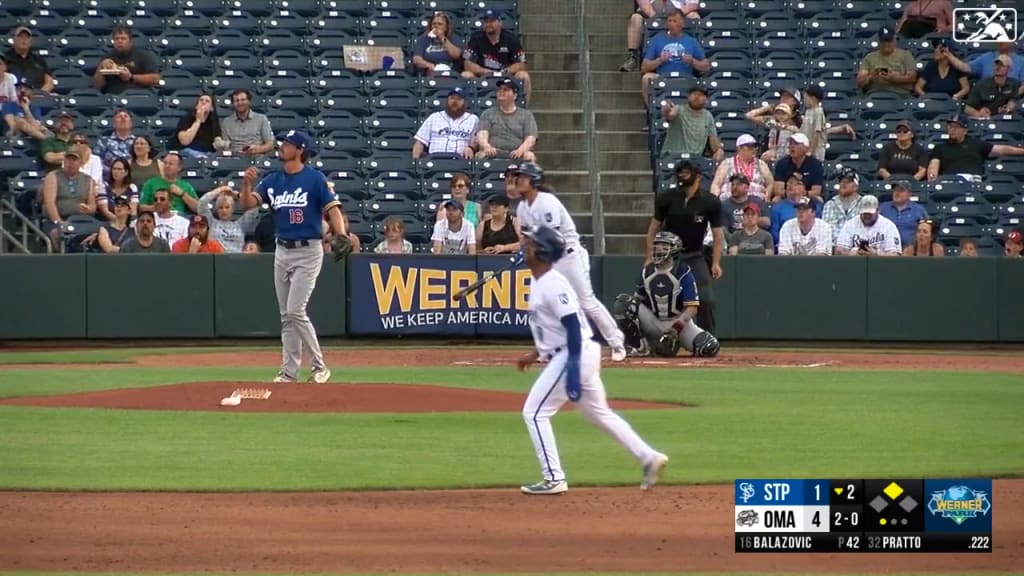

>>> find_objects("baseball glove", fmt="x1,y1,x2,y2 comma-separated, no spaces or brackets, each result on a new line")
331,234,354,262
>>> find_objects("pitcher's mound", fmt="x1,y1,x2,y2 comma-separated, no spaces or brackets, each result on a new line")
0,382,684,413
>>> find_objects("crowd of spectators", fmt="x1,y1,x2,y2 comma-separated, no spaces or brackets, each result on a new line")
1,7,537,257
634,1,1024,258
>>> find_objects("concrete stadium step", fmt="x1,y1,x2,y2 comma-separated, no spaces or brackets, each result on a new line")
529,70,580,91
535,130,648,152
541,150,649,172
600,192,655,214
601,171,656,195
535,150,588,171
534,90,644,110
605,234,648,255
604,212,651,235
529,52,581,72
532,110,647,132
523,33,624,52
519,13,578,35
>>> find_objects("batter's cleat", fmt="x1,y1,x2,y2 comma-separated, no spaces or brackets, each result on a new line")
309,367,332,384
521,479,568,495
273,371,297,384
611,345,628,362
641,453,669,490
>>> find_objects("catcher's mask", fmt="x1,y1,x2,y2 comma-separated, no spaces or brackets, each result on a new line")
652,231,682,265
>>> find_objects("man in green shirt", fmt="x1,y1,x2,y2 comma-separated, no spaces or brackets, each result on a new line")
856,26,918,96
39,111,75,172
138,151,198,215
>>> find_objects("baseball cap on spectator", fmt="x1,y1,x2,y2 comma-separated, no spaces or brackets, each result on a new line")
496,78,518,92
804,86,824,101
859,194,880,214
64,149,82,160
742,203,760,215
878,25,895,41
1009,231,1023,244
736,134,757,148
931,37,954,49
113,195,132,207
13,26,32,36
488,194,510,207
995,54,1013,68
892,180,912,191
189,214,209,228
839,167,860,183
780,86,801,103
896,119,913,131
504,162,519,177
690,84,709,96
789,132,810,146
947,112,968,127
447,87,466,98
483,9,501,20
795,197,814,210
444,198,464,212
57,110,74,119
729,173,749,185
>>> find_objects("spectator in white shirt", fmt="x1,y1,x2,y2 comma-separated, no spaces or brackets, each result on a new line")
778,197,834,255
412,87,479,159
431,199,476,254
835,195,902,256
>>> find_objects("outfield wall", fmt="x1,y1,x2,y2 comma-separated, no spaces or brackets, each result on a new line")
1,254,1021,342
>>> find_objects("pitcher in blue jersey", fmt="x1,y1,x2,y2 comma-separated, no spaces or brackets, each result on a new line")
240,130,348,383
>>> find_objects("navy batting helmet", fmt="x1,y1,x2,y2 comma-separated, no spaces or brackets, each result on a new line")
514,162,544,185
522,225,565,263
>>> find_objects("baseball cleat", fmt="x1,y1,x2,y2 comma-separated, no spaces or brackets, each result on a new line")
273,371,297,384
521,479,568,495
611,345,627,362
641,453,669,490
309,367,332,384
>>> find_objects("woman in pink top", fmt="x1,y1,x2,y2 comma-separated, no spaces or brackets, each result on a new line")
897,0,954,38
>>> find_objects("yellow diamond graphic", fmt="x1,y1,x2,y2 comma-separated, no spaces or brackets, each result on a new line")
883,481,904,500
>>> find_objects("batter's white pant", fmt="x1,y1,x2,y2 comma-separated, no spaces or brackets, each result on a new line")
522,340,661,482
555,246,625,349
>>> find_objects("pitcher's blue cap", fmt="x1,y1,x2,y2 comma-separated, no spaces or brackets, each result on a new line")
282,129,316,152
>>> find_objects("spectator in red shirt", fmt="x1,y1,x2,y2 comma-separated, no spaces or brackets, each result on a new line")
171,214,225,254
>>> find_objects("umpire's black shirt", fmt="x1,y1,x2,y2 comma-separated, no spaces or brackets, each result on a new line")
654,189,724,252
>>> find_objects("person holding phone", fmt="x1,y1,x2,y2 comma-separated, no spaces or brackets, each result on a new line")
856,26,918,96
835,195,902,256
218,89,275,157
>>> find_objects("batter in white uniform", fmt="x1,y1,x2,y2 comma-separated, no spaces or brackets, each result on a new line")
512,162,628,362
516,224,669,495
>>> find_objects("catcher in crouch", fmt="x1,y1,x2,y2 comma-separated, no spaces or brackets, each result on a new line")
612,231,720,358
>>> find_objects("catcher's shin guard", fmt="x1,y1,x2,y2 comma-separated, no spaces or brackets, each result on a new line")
612,294,643,349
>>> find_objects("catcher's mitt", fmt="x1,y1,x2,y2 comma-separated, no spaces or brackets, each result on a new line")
653,330,681,358
331,234,354,262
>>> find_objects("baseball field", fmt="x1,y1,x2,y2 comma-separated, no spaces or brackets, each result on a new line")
0,343,1021,576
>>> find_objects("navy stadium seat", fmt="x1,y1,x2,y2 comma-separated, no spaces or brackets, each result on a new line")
277,0,320,17
204,29,253,56
262,12,308,33
266,90,318,116
123,10,168,34
224,0,273,17
321,129,373,158
168,49,215,76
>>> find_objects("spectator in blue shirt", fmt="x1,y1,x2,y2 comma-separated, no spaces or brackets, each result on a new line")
914,38,969,100
770,174,823,245
639,9,708,110
412,12,463,76
879,180,930,247
947,41,1024,90
2,81,46,140
771,133,824,203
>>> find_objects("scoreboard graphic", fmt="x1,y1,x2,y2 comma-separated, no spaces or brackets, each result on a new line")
734,479,993,553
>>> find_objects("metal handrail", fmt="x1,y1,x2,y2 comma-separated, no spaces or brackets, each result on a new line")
0,197,53,254
573,0,605,256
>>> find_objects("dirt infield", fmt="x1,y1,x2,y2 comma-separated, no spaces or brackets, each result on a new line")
0,382,681,413
1,482,1020,573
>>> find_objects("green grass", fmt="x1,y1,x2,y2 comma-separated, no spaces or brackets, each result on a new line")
0,361,1021,491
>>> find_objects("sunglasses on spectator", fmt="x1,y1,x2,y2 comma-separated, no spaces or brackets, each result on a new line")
919,219,934,225
453,182,469,188
73,138,87,143
896,127,911,133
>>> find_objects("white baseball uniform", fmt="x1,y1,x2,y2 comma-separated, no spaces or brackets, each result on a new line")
516,192,625,350
413,110,479,156
836,215,902,255
524,268,663,483
777,218,833,255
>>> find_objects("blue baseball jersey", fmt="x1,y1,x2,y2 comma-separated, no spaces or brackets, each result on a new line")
636,261,700,320
256,166,341,241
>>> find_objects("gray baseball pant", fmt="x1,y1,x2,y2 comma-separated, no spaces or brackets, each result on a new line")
274,243,327,378
636,305,705,353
